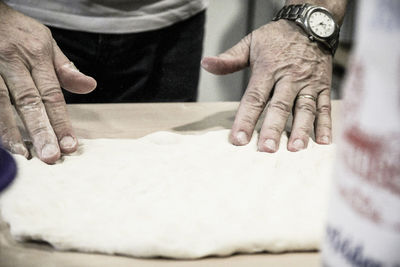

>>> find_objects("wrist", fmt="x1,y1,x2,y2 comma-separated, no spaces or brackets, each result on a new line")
284,0,348,25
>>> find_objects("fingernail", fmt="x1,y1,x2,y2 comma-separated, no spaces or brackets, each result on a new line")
293,139,305,151
264,139,276,151
320,136,331,144
236,131,248,145
41,144,59,159
60,136,76,150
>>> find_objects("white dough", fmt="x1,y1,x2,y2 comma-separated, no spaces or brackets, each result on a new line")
0,130,335,259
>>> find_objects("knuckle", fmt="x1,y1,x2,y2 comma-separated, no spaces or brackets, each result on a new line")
319,77,331,87
317,103,331,115
42,26,52,37
44,114,69,135
50,117,70,132
0,88,10,103
296,101,316,115
29,42,49,58
0,29,52,62
291,65,313,80
243,89,267,110
237,113,256,130
0,43,19,62
269,100,291,115
13,87,41,109
30,124,51,137
0,125,19,140
265,124,282,136
317,120,332,130
26,35,52,59
40,85,64,103
295,125,312,136
0,42,15,54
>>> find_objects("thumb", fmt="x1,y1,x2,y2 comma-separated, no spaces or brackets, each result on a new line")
53,40,97,94
201,34,251,75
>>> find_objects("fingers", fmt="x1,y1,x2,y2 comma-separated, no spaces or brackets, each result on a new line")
314,89,332,144
230,66,275,146
287,92,318,152
201,34,251,75
4,67,60,164
31,59,78,154
52,40,97,94
258,79,297,153
0,75,29,158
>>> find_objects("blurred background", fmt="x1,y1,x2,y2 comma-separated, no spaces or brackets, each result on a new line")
198,0,356,102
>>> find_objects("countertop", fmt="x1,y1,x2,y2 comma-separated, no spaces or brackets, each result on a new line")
0,101,342,267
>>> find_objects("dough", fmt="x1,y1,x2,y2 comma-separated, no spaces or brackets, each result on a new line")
0,130,335,259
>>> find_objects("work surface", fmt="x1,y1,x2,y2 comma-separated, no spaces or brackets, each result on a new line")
0,101,341,267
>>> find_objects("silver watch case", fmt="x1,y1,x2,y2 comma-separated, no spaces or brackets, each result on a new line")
295,6,340,51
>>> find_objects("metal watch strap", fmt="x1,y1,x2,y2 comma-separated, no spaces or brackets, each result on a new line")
272,4,339,55
272,4,309,21
328,36,339,55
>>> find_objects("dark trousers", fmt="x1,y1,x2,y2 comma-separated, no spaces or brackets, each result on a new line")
49,11,205,103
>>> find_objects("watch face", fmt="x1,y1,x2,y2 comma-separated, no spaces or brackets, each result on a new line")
308,11,335,38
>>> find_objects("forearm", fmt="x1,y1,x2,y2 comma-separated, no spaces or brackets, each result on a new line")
285,0,348,25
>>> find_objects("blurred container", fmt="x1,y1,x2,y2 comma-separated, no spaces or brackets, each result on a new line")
321,0,400,266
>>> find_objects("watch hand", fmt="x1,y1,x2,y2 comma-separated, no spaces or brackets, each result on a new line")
318,22,327,28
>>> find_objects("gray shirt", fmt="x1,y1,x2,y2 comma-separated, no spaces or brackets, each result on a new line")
4,0,208,33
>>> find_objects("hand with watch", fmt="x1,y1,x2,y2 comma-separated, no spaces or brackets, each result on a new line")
202,1,347,152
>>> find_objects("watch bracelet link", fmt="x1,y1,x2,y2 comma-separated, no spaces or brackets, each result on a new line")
272,4,309,21
329,37,339,55
272,4,339,55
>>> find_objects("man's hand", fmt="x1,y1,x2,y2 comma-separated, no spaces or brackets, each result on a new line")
0,3,96,164
202,19,333,152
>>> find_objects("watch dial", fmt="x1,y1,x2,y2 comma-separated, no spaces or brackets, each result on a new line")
308,11,335,38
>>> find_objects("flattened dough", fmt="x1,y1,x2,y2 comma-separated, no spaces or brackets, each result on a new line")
0,130,335,259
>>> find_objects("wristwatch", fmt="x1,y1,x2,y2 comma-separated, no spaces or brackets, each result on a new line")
272,4,340,55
